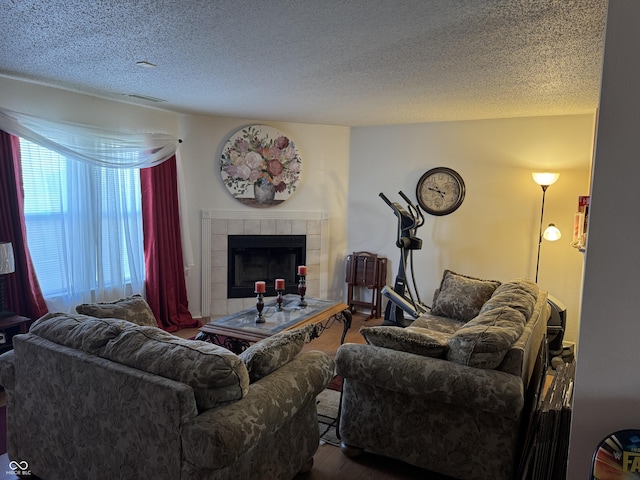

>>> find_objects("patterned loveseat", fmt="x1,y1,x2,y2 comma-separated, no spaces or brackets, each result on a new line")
336,271,550,480
0,298,334,480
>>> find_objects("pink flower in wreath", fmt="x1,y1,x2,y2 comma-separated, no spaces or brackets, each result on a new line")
245,151,264,170
276,136,290,149
283,145,296,160
287,159,301,173
267,159,284,176
248,169,262,182
234,138,249,154
267,146,281,159
225,164,251,180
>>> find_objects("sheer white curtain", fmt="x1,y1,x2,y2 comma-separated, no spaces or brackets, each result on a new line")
0,108,178,168
1,108,188,312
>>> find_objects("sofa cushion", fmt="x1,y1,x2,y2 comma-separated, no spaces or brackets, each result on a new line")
430,270,501,322
30,313,249,411
412,314,464,334
360,325,450,358
239,324,314,382
447,306,526,368
30,312,133,351
480,278,539,320
101,327,249,410
75,294,158,327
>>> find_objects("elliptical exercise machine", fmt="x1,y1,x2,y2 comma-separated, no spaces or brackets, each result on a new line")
379,191,429,327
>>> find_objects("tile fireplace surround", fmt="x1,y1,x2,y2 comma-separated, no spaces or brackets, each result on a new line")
201,210,329,317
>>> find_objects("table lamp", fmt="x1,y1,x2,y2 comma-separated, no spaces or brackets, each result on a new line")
0,242,15,318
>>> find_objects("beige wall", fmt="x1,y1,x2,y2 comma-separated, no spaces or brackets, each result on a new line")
176,114,350,314
0,76,177,133
348,115,594,345
0,77,351,317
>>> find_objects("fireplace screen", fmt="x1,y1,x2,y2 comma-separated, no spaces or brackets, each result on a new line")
228,235,306,298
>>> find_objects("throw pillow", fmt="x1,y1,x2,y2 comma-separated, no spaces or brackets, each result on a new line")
480,278,539,320
360,325,450,358
430,270,501,322
75,294,158,327
240,324,314,382
447,305,526,368
30,312,134,352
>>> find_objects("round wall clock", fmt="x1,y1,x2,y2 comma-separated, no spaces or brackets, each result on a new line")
416,167,466,216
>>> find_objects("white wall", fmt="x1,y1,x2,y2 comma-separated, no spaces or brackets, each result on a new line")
568,1,640,477
348,115,594,345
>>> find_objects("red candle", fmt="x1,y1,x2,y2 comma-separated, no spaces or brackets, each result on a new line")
255,281,266,293
298,265,307,275
275,278,285,290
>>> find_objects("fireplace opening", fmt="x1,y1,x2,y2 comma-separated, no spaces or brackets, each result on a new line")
228,235,306,298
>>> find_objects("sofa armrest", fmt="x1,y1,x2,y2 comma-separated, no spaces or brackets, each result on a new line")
181,350,334,471
336,343,524,416
0,350,15,391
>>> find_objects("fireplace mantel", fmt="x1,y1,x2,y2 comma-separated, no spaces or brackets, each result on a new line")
201,210,329,317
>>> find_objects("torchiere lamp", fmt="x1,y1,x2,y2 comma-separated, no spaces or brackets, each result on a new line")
0,242,15,318
532,173,562,282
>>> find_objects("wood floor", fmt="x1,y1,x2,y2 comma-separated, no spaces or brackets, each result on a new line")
0,308,452,480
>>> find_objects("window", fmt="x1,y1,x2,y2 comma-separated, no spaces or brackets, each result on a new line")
20,138,145,312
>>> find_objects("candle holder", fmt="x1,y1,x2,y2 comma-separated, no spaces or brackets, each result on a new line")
255,291,265,323
298,275,307,307
276,290,284,311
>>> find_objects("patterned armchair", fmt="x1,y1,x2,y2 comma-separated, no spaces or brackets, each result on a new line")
0,313,334,480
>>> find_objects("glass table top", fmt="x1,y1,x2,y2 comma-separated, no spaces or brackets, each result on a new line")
208,294,341,336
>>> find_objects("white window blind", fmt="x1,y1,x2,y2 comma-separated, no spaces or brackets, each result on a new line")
19,138,145,312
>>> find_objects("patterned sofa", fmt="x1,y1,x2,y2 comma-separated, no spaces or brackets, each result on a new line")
336,271,550,480
0,297,334,480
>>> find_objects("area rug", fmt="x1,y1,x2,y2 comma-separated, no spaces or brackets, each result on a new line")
317,387,341,447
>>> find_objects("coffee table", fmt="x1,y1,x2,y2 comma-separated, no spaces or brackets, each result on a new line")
196,294,351,353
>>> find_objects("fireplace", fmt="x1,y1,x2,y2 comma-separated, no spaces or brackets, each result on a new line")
201,210,329,317
227,235,306,298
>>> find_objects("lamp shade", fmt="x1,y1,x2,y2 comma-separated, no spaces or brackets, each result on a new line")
532,172,560,187
0,242,15,275
543,224,562,241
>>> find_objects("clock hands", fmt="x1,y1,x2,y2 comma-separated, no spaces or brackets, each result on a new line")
427,186,446,198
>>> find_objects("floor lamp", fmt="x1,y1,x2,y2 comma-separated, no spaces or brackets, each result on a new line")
532,173,562,283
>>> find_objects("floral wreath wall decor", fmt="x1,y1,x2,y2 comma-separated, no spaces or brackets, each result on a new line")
220,125,302,207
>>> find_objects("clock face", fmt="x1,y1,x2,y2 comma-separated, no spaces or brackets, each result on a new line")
416,167,466,216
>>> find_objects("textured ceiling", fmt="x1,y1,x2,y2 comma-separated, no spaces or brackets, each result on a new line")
1,0,607,126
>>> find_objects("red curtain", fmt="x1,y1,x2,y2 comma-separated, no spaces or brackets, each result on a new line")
140,155,200,332
0,131,48,320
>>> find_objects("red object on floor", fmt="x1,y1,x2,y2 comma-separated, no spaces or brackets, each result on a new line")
327,375,343,392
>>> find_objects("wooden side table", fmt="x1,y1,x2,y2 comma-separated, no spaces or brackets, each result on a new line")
0,314,32,355
345,251,387,319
